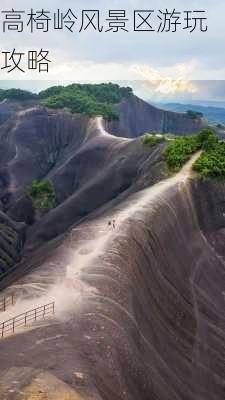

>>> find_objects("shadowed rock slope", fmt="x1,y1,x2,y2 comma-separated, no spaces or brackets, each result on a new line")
0,158,224,400
0,211,25,279
106,95,205,138
0,101,169,251
0,94,203,236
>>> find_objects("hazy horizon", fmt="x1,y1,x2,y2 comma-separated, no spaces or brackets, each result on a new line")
1,80,225,106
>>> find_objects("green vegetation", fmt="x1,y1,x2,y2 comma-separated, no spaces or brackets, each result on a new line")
186,110,203,120
164,128,225,179
39,83,133,121
0,89,36,102
164,134,201,171
0,83,133,120
141,133,166,147
25,178,56,211
193,140,225,180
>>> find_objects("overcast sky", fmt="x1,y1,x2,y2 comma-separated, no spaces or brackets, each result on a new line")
0,0,224,101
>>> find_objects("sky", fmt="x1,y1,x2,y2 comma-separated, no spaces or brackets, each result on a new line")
0,0,224,102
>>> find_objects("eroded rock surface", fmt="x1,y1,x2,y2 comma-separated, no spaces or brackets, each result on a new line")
0,367,87,399
107,95,204,138
0,156,224,400
0,97,224,400
0,211,25,279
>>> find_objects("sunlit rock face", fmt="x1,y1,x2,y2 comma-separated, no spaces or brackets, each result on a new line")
106,95,205,138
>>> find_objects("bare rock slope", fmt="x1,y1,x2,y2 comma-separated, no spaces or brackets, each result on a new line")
0,95,224,400
107,95,204,137
0,100,169,249
0,155,224,400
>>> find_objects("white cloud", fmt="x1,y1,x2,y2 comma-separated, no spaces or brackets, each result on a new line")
0,0,224,80
129,61,198,94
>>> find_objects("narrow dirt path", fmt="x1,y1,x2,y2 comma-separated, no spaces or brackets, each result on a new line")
0,150,201,336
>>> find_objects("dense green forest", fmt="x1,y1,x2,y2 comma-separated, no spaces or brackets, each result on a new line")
164,134,201,170
0,89,36,102
165,128,225,179
0,83,133,120
1,85,225,179
39,83,132,120
193,140,225,179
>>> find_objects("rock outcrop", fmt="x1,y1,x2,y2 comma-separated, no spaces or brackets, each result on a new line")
0,211,25,279
0,162,225,400
107,95,205,137
0,102,168,247
0,93,224,400
0,94,203,243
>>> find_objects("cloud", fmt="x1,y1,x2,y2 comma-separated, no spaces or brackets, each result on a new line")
153,80,197,95
0,0,225,101
129,61,198,94
0,0,224,79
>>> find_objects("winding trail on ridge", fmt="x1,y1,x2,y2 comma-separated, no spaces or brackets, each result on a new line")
96,116,132,142
2,145,224,400
0,150,201,329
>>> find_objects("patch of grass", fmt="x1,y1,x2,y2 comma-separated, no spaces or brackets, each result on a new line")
25,178,56,211
141,133,166,147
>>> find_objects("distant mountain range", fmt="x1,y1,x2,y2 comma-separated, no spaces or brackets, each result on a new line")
152,102,225,125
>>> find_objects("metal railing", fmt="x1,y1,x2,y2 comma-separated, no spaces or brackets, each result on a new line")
0,295,14,312
0,301,55,338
